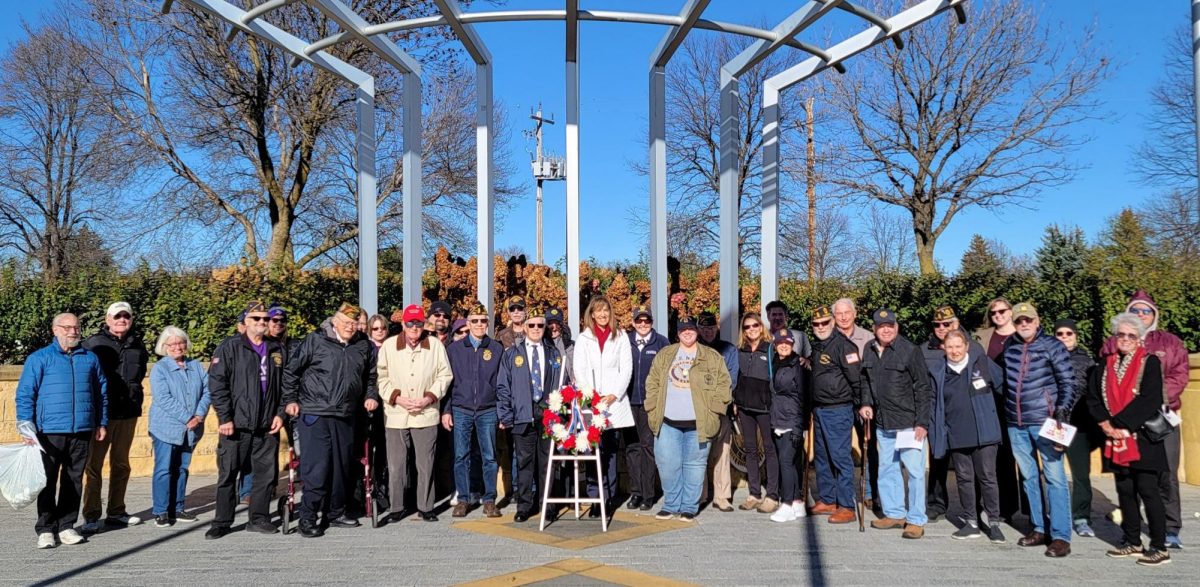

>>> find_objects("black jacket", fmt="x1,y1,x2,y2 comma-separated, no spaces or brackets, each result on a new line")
1085,354,1167,472
209,334,285,431
734,341,772,412
281,327,377,418
860,335,933,431
770,352,806,431
808,331,864,407
83,327,149,420
628,330,669,405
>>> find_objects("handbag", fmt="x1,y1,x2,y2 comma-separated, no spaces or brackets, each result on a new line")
1140,407,1176,443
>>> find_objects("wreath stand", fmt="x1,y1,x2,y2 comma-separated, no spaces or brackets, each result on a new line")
538,441,608,532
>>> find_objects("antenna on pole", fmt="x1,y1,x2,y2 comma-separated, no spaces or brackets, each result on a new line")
528,103,566,265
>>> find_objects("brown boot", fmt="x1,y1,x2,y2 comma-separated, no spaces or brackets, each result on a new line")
452,503,469,518
902,524,925,539
738,496,763,511
828,507,856,524
483,502,501,518
756,497,780,514
1045,539,1071,558
809,501,837,516
870,517,905,530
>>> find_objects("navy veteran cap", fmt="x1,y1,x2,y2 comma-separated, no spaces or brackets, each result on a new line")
872,308,897,326
697,312,718,327
633,304,652,321
677,316,699,331
430,300,453,316
546,307,564,324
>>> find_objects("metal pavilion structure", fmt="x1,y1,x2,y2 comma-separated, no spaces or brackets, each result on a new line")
162,0,966,335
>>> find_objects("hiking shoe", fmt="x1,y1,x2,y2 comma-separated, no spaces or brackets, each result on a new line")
79,520,101,534
452,503,469,518
58,529,86,545
1137,549,1171,566
1166,533,1183,550
756,497,779,514
105,514,142,527
952,524,982,540
985,524,1006,544
902,524,924,539
154,515,172,528
770,503,796,523
36,533,56,549
483,502,502,518
655,510,675,520
173,510,198,523
871,517,905,530
738,496,762,511
1073,520,1095,538
1106,544,1143,558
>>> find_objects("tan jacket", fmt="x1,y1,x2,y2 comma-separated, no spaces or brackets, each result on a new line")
645,343,732,442
375,335,452,429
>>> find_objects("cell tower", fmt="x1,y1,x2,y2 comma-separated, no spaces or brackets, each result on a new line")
525,105,566,265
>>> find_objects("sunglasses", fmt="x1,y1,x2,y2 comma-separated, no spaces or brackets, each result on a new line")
431,311,448,318
1129,307,1154,316
990,308,1010,315
454,329,467,336
933,321,954,328
508,305,525,312
633,318,652,325
404,320,424,328
811,319,832,328
1115,332,1140,341
742,323,762,330
370,326,388,331
246,315,267,322
469,318,489,324
1013,317,1034,326
525,322,546,329
113,312,132,320
1054,330,1075,337
269,317,286,323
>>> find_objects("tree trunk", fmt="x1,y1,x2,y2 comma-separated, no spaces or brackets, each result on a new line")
915,231,937,276
805,97,816,284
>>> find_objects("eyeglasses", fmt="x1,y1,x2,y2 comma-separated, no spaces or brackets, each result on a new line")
742,323,762,330
454,329,467,336
113,313,132,320
1054,330,1075,337
990,308,1010,316
469,318,489,324
431,311,448,318
1129,307,1154,317
246,315,267,322
1013,317,1034,326
404,320,424,328
933,321,954,328
370,326,388,331
508,305,525,312
525,322,546,329
54,324,81,331
269,317,286,323
633,318,652,325
1115,332,1140,341
811,319,832,328
166,341,187,348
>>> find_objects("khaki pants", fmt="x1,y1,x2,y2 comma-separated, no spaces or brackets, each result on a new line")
82,418,137,521
701,415,732,505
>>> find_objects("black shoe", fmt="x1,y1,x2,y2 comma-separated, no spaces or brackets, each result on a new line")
589,506,602,518
418,511,438,522
639,500,655,512
246,520,279,534
985,524,1006,544
298,519,324,538
927,511,943,523
514,511,531,523
679,512,696,522
154,515,172,528
329,516,361,528
172,510,198,523
386,509,408,523
205,525,231,540
627,496,643,510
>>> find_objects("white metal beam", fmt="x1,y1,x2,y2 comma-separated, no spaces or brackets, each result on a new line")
760,84,780,312
309,0,422,75
566,0,580,328
401,72,424,306
724,0,843,78
432,0,492,65
649,66,668,335
356,81,378,315
718,69,739,338
476,63,495,328
650,0,711,68
767,0,965,91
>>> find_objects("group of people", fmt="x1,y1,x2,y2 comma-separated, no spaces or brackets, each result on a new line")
13,290,1189,568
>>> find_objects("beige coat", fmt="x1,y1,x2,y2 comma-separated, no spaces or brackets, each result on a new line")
375,335,452,429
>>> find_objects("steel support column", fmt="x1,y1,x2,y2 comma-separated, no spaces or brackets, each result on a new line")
566,0,581,328
356,82,379,315
718,70,739,337
648,65,668,333
476,63,495,320
760,83,780,311
402,72,424,305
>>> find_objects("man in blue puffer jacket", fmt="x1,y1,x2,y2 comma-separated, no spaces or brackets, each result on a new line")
16,312,108,550
1001,302,1076,559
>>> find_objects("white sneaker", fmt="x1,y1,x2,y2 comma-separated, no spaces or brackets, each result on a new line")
79,520,101,534
792,501,808,518
450,491,459,506
106,514,142,526
770,503,796,523
36,533,56,549
58,528,86,545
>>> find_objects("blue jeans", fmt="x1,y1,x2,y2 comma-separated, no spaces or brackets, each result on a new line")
453,408,498,502
1008,424,1071,542
876,428,927,525
654,423,710,515
151,436,194,516
813,405,855,507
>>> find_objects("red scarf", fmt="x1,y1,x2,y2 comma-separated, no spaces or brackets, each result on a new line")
593,324,611,353
1103,347,1145,466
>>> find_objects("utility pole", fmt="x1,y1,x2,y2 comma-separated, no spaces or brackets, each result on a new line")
805,96,816,285
527,105,566,265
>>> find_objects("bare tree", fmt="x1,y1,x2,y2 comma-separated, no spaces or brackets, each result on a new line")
1134,26,1195,189
82,0,509,270
856,205,917,275
823,0,1109,275
0,23,134,279
779,205,864,282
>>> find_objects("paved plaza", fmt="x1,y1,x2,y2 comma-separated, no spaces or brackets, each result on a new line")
1,474,1197,586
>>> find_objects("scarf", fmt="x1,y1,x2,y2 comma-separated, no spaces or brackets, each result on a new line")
1102,347,1145,466
593,324,611,353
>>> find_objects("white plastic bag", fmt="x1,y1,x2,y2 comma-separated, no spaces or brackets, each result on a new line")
0,439,46,510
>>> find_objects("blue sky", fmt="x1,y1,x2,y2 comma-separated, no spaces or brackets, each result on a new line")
0,1,1189,272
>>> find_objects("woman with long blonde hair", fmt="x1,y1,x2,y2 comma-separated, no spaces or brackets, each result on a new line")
573,295,633,516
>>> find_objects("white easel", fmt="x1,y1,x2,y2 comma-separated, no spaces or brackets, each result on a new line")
538,441,608,532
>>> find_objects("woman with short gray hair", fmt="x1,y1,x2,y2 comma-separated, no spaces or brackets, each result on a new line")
148,327,210,527
1085,312,1169,566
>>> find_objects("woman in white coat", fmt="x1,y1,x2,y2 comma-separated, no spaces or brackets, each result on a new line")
573,295,633,515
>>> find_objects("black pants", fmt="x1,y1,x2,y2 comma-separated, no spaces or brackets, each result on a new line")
1116,469,1167,551
950,444,999,525
35,432,90,535
586,429,620,501
214,429,279,527
624,404,659,502
773,430,802,503
513,422,552,514
738,410,778,500
298,415,353,523
927,454,950,517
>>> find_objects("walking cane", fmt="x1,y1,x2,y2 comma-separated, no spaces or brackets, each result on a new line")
858,417,871,532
